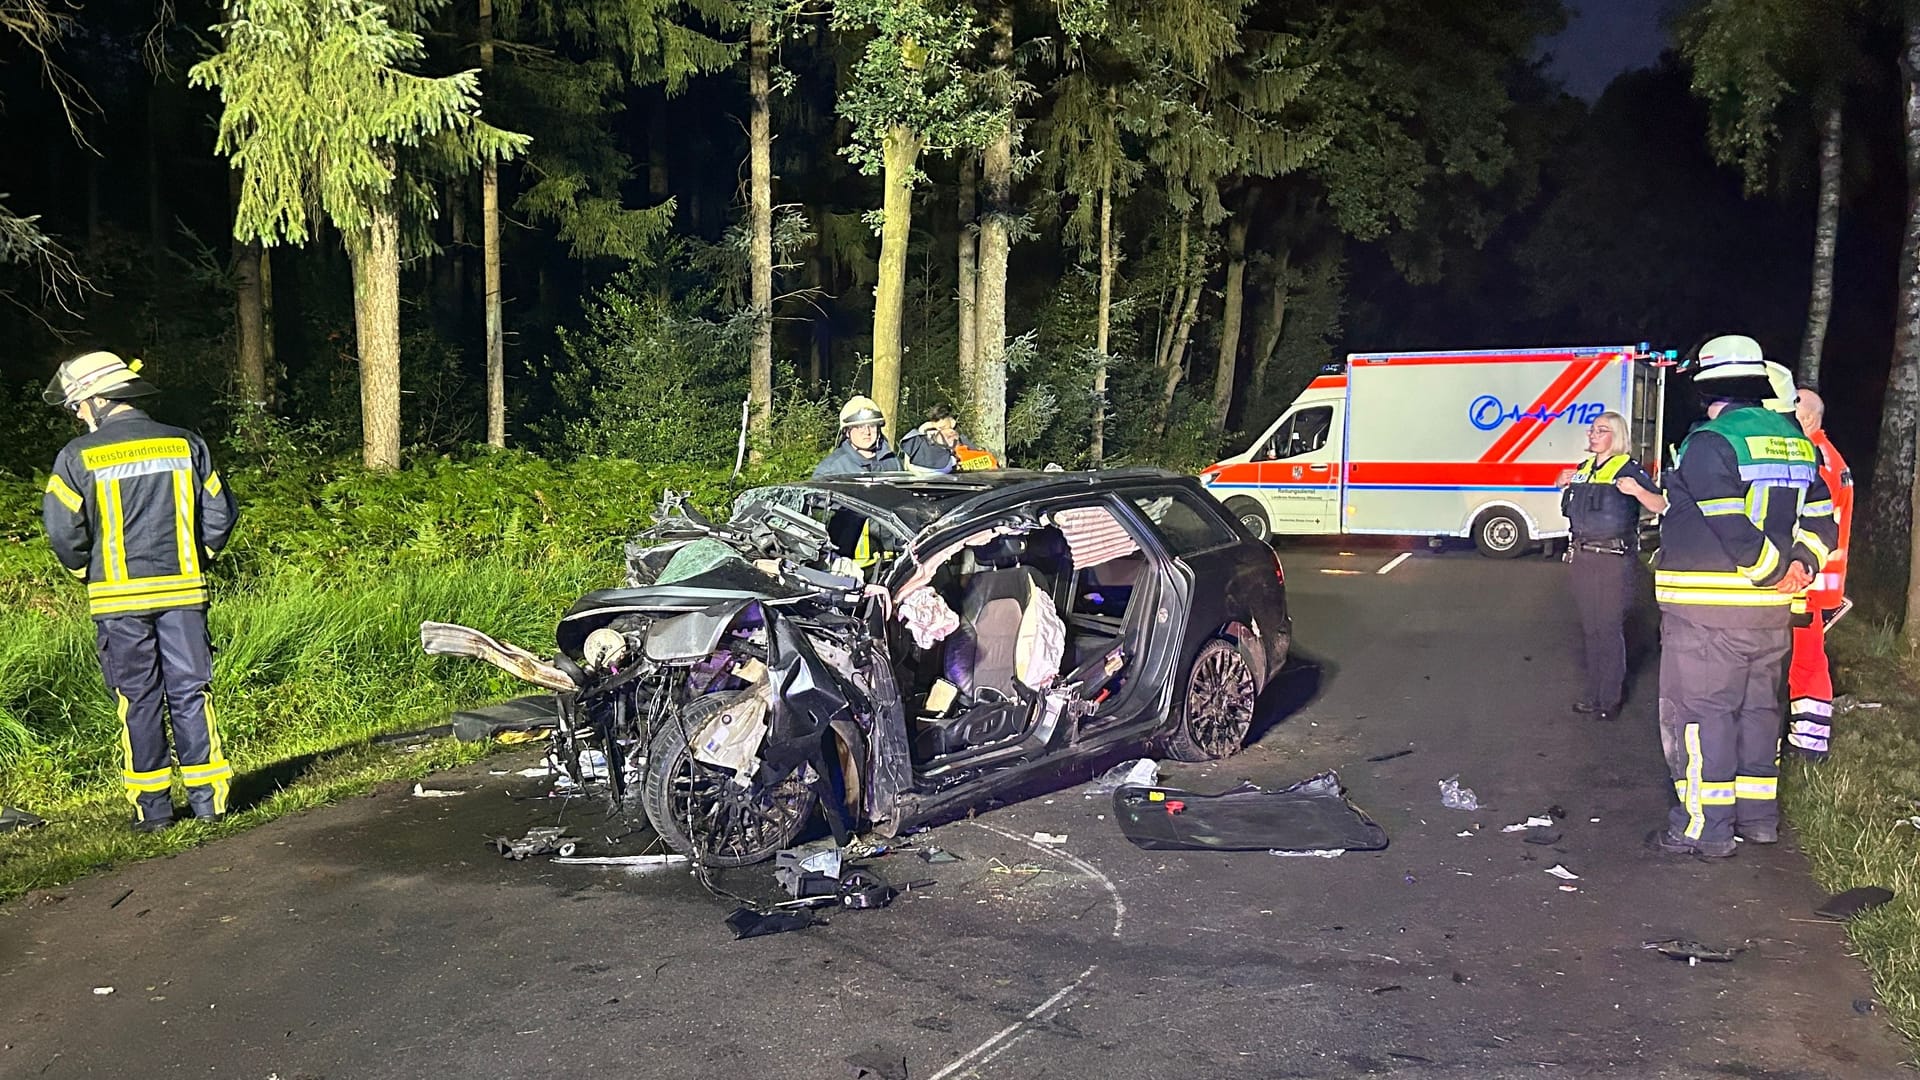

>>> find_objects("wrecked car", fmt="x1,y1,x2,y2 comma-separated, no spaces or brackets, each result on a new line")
423,468,1291,866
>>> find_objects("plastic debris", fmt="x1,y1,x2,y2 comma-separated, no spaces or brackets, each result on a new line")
93,987,114,996
1558,885,1579,893
490,827,579,860
1115,773,1389,852
411,784,464,798
918,847,960,864
1833,695,1883,713
1643,939,1741,962
1084,758,1160,796
0,806,47,831
1365,749,1414,763
726,906,816,939
552,854,688,871
1502,815,1555,833
1269,848,1346,858
1816,886,1895,920
1031,832,1069,844
1438,775,1479,812
514,767,551,779
1544,864,1580,881
551,750,609,791
1455,830,1474,838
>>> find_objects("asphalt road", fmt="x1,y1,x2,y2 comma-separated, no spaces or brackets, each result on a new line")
2,541,1910,1079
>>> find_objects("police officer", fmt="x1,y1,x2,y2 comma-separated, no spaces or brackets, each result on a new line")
813,396,906,479
1560,411,1662,721
1649,336,1835,857
41,351,238,832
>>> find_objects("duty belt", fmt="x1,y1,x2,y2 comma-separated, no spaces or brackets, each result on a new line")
1573,537,1631,556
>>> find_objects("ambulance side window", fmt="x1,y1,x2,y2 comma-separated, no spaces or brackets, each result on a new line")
1267,406,1333,460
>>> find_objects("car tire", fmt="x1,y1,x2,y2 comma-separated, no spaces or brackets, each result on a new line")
1163,638,1258,762
641,691,817,867
1224,497,1271,543
1472,508,1530,559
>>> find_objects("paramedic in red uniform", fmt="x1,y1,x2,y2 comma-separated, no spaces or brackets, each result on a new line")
1559,411,1663,721
40,351,238,832
1785,387,1851,760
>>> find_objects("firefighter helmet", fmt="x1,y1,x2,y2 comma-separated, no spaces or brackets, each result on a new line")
839,395,886,429
1763,360,1798,413
1690,334,1775,404
43,351,158,408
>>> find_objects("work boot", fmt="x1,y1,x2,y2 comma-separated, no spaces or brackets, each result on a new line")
1735,824,1778,845
130,816,174,835
1647,829,1736,858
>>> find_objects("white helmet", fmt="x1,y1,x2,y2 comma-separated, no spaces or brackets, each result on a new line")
1690,334,1774,403
1762,361,1798,413
42,350,157,408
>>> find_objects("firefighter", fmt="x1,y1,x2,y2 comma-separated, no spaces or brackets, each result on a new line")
1559,411,1663,721
900,403,1002,473
1649,336,1835,857
813,396,905,479
1784,387,1851,760
40,351,238,832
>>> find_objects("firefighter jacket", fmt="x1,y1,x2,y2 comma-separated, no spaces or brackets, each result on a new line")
1561,453,1656,543
41,408,237,619
1806,430,1852,612
1653,405,1836,612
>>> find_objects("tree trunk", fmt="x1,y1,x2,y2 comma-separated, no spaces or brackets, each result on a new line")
1802,99,1842,389
349,196,403,471
1156,219,1189,373
957,154,978,404
1092,150,1114,468
230,171,268,413
480,0,506,448
972,0,1016,456
1211,214,1250,431
1249,246,1292,411
1900,17,1920,643
260,246,277,409
1160,222,1203,430
748,16,775,442
871,126,920,443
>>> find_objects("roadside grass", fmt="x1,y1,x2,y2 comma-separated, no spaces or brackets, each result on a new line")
0,553,605,901
1785,614,1920,1044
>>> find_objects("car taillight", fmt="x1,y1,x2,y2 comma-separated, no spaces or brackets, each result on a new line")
1272,549,1286,586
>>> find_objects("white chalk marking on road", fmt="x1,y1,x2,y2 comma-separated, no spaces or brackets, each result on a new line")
925,966,1096,1080
1377,552,1413,576
971,820,1124,938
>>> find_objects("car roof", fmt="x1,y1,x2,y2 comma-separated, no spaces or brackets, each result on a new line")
794,467,1190,534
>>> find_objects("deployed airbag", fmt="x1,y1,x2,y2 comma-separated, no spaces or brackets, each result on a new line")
1113,772,1389,852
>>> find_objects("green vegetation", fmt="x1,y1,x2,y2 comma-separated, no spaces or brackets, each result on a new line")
1785,617,1920,1043
0,451,790,901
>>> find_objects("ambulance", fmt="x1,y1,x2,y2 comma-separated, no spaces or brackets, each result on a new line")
1200,345,1671,556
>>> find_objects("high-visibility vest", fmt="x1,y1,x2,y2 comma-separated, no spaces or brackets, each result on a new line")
1806,430,1852,611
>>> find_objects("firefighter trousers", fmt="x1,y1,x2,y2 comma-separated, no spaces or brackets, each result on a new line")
1569,548,1634,711
1786,618,1834,759
1657,608,1790,846
95,607,231,822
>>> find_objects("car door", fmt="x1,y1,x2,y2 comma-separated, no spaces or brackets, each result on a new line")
1261,404,1341,531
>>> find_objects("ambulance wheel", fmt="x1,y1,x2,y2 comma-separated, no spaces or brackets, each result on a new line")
1472,508,1530,559
1224,497,1271,542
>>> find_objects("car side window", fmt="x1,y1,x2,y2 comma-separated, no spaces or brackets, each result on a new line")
1267,406,1333,460
1127,490,1237,556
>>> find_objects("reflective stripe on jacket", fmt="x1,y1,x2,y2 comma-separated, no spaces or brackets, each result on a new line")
42,408,237,619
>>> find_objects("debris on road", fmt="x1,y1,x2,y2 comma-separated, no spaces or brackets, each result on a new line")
918,847,960,864
1815,886,1895,920
1438,775,1479,811
1502,815,1555,832
1114,772,1389,853
1366,748,1414,763
1544,865,1580,881
1833,695,1883,713
489,827,579,860
92,987,114,996
109,888,134,909
552,854,688,871
988,858,1049,875
1084,758,1159,795
1643,939,1742,963
726,906,816,939
1,806,47,831
411,784,464,798
1523,833,1564,846
1031,832,1069,844
1558,885,1579,893
1455,830,1474,838
1270,848,1346,858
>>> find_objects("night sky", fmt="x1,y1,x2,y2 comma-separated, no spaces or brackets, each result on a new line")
1541,0,1675,100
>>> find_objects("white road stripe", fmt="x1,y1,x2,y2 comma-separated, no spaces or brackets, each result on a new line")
970,820,1125,938
1377,552,1413,576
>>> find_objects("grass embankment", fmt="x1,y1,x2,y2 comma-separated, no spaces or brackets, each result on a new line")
1786,615,1920,1044
0,451,763,902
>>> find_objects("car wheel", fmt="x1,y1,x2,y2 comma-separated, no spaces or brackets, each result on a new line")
1473,508,1529,559
1224,496,1271,542
642,691,817,867
1164,639,1257,762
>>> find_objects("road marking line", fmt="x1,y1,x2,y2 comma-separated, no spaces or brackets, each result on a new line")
971,820,1125,938
925,966,1096,1080
1377,552,1413,576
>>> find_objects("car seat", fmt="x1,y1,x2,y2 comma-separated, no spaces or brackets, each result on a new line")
942,534,1064,699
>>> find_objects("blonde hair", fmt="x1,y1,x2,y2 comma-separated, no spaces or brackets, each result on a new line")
1593,411,1629,449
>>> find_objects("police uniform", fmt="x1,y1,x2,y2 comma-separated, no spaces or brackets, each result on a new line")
1651,344,1835,855
1561,452,1656,716
1785,430,1851,759
40,352,238,829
